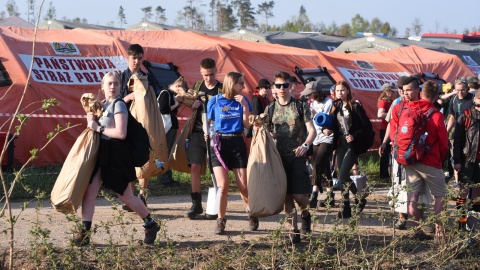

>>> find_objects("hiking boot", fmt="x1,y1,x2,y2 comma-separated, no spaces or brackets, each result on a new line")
214,218,227,235
186,192,203,219
72,229,90,246
143,220,160,245
290,229,301,244
249,215,259,231
337,204,352,219
355,198,367,213
394,219,407,230
318,192,335,208
300,212,312,237
309,192,318,209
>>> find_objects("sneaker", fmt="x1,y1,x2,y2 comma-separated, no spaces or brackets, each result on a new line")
248,215,259,231
214,218,227,235
394,219,407,230
143,220,160,245
290,229,301,244
72,229,90,246
300,212,312,237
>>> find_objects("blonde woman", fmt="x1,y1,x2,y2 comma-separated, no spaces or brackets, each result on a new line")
75,72,160,246
207,72,253,234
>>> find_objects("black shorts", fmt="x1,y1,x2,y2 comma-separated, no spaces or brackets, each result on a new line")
281,155,311,195
186,131,207,165
210,135,248,169
459,160,480,185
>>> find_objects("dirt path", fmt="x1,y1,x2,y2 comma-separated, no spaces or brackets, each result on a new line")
2,187,410,250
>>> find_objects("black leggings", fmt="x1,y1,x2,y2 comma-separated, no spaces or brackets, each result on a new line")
336,137,358,200
312,143,334,188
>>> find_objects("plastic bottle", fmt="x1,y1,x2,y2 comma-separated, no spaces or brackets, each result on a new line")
418,132,428,146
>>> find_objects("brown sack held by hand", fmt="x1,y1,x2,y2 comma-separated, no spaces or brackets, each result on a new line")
80,93,103,117
51,129,100,214
128,74,170,179
247,116,287,218
168,109,206,175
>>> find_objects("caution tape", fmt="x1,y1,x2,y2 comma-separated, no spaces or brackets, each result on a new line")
0,113,85,118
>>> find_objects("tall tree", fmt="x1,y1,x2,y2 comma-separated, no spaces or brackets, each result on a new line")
337,23,352,36
155,6,166,24
218,4,237,31
380,22,392,36
369,17,382,33
232,0,256,29
6,0,20,17
326,21,338,35
297,5,311,31
257,1,274,30
404,27,411,38
43,1,56,21
209,0,217,30
27,0,35,24
141,6,152,21
118,5,127,28
351,14,369,35
411,17,422,36
0,11,5,19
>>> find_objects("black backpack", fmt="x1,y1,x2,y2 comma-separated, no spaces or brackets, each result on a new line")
113,98,151,167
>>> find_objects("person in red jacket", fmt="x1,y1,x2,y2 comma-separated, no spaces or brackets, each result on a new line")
390,77,449,241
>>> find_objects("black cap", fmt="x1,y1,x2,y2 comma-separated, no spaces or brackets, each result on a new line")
256,78,271,89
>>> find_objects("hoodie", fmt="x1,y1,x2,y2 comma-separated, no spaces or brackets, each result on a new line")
390,99,449,169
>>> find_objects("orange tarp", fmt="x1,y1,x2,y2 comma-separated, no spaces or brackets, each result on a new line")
0,27,473,165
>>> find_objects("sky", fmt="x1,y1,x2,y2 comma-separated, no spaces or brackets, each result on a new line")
5,0,480,36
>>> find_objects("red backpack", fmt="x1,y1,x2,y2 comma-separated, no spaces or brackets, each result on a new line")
393,101,436,165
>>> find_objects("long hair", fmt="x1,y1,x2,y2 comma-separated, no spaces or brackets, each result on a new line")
331,80,353,114
223,72,243,99
377,89,393,102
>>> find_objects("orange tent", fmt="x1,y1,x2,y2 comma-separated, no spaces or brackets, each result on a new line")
0,27,472,165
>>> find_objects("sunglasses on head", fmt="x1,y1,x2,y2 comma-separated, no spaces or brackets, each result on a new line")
274,83,290,89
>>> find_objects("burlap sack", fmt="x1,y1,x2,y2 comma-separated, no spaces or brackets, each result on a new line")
80,93,103,117
128,74,169,179
247,116,287,218
168,109,206,174
175,89,197,107
51,128,100,214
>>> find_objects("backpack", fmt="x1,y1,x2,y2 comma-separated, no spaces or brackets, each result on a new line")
352,101,375,155
113,98,151,167
393,101,436,165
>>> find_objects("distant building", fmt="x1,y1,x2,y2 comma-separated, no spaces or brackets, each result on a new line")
0,16,34,28
38,19,121,30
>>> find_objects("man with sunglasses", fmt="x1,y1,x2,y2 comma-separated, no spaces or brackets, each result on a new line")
453,90,480,232
265,71,316,243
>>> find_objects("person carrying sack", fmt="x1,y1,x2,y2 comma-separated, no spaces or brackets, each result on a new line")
73,72,160,246
207,72,253,234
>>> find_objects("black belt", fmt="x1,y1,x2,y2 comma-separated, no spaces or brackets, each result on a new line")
217,133,243,137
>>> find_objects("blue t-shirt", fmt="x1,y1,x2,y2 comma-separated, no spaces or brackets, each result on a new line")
207,94,252,133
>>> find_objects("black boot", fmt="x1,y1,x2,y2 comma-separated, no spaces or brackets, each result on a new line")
319,192,335,207
337,199,352,218
309,192,318,209
186,192,203,219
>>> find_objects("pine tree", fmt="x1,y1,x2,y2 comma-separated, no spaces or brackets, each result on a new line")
257,1,274,30
118,5,127,28
6,0,20,17
141,6,152,21
155,6,166,24
232,0,257,29
43,1,56,21
27,0,35,24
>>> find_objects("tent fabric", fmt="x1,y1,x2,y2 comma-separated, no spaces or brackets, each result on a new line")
0,27,473,166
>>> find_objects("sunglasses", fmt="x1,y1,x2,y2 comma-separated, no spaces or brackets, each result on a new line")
274,83,290,89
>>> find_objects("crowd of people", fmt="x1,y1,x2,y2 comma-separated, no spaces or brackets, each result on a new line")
75,43,480,246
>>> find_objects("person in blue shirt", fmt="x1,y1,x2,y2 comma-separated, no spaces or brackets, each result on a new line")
207,72,253,235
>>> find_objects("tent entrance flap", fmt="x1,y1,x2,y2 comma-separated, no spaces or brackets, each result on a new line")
294,66,336,94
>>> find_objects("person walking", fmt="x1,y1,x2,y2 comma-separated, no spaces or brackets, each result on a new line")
74,72,160,246
377,83,395,180
207,72,254,234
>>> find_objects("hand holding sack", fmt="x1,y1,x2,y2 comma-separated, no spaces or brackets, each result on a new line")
128,74,170,179
168,109,206,174
247,115,287,217
50,93,102,214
